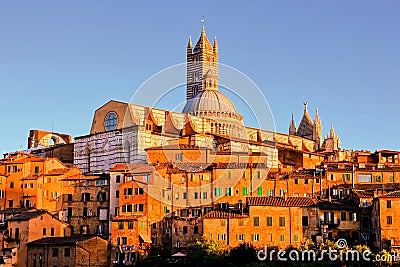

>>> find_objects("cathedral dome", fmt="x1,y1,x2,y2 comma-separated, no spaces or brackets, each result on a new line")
182,90,238,117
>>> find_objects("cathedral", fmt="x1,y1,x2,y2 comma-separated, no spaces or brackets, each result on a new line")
73,27,337,174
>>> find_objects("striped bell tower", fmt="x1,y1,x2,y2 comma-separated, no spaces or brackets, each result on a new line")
186,27,219,100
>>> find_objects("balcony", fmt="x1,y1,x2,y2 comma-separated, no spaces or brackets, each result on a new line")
320,218,340,227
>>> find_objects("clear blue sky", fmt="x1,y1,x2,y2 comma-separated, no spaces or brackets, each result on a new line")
0,1,399,153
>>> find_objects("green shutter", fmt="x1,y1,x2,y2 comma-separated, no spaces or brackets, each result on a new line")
242,187,248,196
257,187,262,196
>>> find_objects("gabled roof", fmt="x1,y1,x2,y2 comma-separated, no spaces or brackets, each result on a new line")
247,196,316,207
202,211,248,219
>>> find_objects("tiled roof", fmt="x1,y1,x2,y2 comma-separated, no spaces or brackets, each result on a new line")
112,215,141,221
351,189,374,198
202,211,248,219
27,236,96,246
62,174,102,180
317,200,358,210
380,190,400,198
247,197,315,207
0,208,35,215
22,175,39,180
46,168,70,175
110,163,155,173
8,210,48,221
167,163,212,173
145,144,201,150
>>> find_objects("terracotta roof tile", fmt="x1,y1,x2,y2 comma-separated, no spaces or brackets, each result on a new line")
202,211,248,219
167,163,212,173
317,200,358,210
351,189,374,198
380,190,400,198
145,144,201,150
8,210,48,221
110,164,154,173
247,196,315,207
112,215,141,221
28,236,96,245
46,168,70,175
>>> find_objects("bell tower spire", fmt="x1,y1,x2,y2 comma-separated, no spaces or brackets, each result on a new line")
313,108,322,150
186,27,219,100
289,114,297,135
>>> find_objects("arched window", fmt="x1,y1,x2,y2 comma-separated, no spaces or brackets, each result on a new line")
104,112,118,131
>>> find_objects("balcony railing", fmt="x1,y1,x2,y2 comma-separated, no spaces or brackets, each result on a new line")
320,218,340,226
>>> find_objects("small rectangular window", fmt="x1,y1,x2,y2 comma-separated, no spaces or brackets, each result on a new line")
252,234,260,241
387,216,393,225
253,216,260,226
266,216,272,226
279,217,285,227
302,216,309,226
64,248,70,257
387,200,392,208
341,212,347,221
118,222,124,230
52,248,58,257
128,221,134,229
280,235,285,242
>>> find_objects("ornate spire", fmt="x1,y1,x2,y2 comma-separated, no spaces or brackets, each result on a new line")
187,37,192,49
313,108,322,150
330,124,335,138
289,114,297,135
296,101,313,140
213,36,218,52
194,26,213,52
